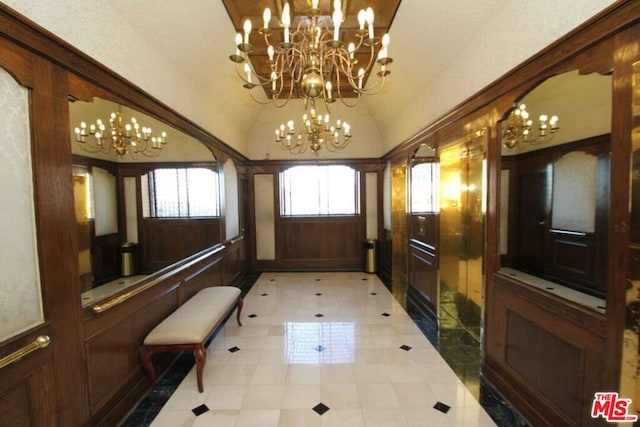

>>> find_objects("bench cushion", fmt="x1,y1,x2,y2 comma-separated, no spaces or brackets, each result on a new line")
144,286,241,346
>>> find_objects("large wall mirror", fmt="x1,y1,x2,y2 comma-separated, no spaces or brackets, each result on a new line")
499,69,611,303
69,97,221,305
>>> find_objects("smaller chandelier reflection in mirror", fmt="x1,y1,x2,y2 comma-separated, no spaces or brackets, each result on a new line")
502,103,559,149
74,106,167,158
275,107,351,155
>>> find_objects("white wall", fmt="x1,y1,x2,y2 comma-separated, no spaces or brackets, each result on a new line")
4,0,618,159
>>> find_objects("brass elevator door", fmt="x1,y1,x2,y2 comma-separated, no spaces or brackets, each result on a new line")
391,164,408,307
438,131,486,338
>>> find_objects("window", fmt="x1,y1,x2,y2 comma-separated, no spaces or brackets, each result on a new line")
280,165,359,216
143,168,220,218
411,162,439,213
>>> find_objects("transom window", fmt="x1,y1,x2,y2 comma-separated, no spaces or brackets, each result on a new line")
142,167,220,218
279,165,360,216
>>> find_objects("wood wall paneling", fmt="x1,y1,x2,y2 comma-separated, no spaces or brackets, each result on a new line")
278,216,363,269
485,273,607,426
139,218,221,272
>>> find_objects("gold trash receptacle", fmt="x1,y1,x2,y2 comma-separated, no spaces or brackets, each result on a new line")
363,239,377,273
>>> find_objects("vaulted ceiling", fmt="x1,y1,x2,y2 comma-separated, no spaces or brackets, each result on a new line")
2,0,619,160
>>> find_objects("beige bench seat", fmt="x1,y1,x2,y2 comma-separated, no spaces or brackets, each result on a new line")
141,286,243,392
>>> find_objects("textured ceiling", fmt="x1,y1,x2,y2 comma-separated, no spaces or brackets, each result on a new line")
1,0,620,159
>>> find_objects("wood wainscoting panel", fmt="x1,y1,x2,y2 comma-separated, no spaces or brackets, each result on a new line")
484,272,607,426
182,256,224,301
548,234,597,289
408,240,438,315
506,310,583,421
279,216,362,269
0,383,30,427
84,283,179,424
139,218,221,272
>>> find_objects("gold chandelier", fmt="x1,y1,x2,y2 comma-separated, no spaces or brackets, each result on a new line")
74,107,167,158
275,106,351,154
502,103,559,149
229,0,392,109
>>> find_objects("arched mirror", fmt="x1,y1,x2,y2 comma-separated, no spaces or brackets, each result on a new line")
69,97,221,306
499,69,611,306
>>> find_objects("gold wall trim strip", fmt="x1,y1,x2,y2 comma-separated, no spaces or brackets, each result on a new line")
0,335,50,370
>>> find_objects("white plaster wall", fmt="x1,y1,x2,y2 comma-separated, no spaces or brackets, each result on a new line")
124,177,138,243
552,151,597,233
366,172,378,239
247,98,383,160
4,1,618,160
4,0,256,155
224,159,240,239
0,68,44,341
367,0,618,153
92,167,118,236
254,174,276,260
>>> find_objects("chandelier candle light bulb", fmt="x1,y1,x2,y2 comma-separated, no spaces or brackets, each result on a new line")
230,1,393,110
274,104,352,154
502,103,560,148
74,107,167,158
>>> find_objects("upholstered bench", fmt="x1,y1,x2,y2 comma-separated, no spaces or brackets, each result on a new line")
141,286,243,392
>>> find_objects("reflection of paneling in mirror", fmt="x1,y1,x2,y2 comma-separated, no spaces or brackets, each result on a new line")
73,166,94,291
69,97,220,304
500,70,611,299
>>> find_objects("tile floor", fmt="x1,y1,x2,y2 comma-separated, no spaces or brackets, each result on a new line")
129,272,501,426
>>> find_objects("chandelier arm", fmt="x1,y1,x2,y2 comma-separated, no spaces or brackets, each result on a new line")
235,57,274,87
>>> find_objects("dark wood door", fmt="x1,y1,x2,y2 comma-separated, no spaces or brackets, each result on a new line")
517,172,548,273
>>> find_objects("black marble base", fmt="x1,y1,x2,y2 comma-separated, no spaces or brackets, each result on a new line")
406,295,529,427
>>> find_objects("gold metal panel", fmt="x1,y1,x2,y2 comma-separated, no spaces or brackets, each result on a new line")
623,60,640,419
391,164,407,307
438,130,486,337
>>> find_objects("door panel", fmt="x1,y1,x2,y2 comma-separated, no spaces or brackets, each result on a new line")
0,44,59,425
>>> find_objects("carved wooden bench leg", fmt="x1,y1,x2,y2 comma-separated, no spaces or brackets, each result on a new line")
236,297,243,326
194,344,206,393
141,347,156,388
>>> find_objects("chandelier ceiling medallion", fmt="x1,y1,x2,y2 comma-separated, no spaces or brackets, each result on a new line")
502,103,559,149
229,0,393,110
275,103,351,154
74,107,168,158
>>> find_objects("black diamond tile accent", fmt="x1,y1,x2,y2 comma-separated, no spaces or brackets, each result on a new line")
315,345,326,352
400,344,412,351
370,292,377,295
269,279,276,282
362,278,368,281
433,401,451,414
315,293,323,296
314,313,324,318
228,346,240,353
248,314,258,318
192,404,209,416
316,278,322,281
261,293,269,296
312,402,330,415
381,313,390,317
